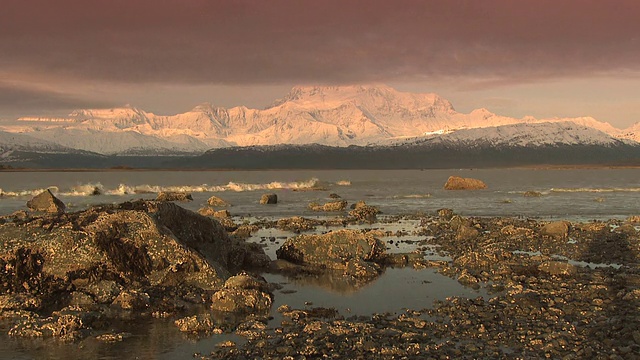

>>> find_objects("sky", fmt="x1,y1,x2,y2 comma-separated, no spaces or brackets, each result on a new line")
1,0,639,128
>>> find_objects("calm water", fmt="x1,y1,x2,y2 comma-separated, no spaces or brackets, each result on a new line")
1,168,639,359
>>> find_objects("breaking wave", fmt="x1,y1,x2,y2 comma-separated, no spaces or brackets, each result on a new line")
335,180,351,186
0,178,324,197
550,187,640,193
395,194,432,199
0,186,59,197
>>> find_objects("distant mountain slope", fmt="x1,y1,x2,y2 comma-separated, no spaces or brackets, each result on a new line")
1,84,634,155
0,130,104,165
172,121,640,169
399,121,632,148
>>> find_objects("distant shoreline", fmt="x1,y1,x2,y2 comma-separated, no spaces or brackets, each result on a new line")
2,164,640,172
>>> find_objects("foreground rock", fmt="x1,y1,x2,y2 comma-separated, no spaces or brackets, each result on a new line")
443,176,487,190
276,229,386,278
0,200,271,340
26,189,65,213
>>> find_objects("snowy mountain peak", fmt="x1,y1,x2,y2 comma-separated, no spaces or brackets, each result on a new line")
1,84,637,155
410,121,628,148
69,106,147,121
271,84,455,115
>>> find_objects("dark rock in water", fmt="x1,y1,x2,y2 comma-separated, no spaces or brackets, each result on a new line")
523,190,542,197
207,195,231,207
348,201,380,223
260,193,278,204
213,209,231,218
277,216,320,232
328,193,342,199
443,176,487,190
276,229,385,278
8,307,100,341
156,191,193,202
0,200,271,340
211,272,273,313
112,289,150,310
308,200,348,212
26,189,65,213
175,313,225,334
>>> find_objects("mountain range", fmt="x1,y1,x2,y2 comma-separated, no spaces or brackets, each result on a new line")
1,84,639,168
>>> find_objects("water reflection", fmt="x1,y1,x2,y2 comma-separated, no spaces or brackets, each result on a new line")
266,267,487,317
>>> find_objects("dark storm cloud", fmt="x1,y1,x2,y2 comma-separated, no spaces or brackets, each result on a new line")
1,0,639,85
0,83,116,117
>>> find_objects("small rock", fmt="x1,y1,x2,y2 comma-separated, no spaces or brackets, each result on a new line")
437,208,454,220
112,290,150,310
538,261,577,276
260,193,278,204
443,176,487,190
26,189,65,213
523,191,542,197
156,192,193,202
208,195,231,207
308,200,347,212
540,221,571,239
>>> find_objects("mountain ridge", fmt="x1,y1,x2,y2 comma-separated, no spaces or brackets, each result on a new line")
0,84,637,155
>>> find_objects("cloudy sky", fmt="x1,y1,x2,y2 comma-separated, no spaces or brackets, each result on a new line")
1,0,639,127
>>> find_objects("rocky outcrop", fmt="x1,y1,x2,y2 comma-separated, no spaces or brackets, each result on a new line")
155,191,193,202
443,176,487,190
260,193,278,204
26,189,65,213
210,273,273,313
308,200,348,212
276,229,386,278
198,207,237,232
276,216,321,232
0,200,271,340
347,201,380,222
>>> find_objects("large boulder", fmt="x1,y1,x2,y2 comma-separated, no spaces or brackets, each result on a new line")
0,200,270,339
276,229,386,278
26,189,65,213
443,176,487,190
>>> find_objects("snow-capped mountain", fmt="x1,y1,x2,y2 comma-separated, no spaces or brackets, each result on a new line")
0,130,100,163
0,84,636,155
397,121,633,148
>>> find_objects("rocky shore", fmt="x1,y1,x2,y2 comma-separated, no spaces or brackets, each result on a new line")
1,192,639,359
